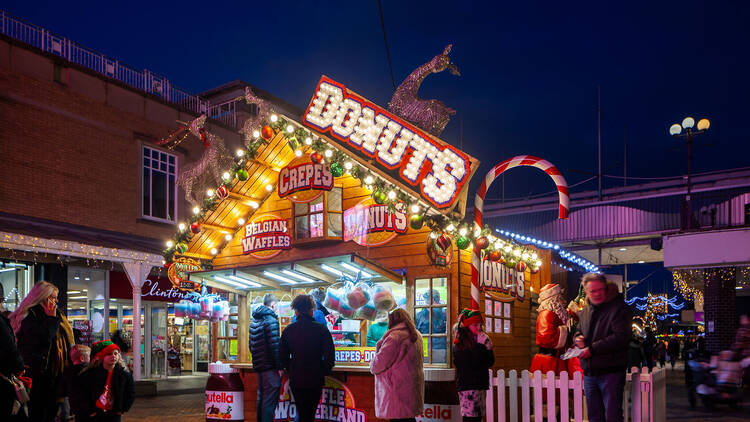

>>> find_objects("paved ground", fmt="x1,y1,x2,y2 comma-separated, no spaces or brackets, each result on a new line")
123,365,750,421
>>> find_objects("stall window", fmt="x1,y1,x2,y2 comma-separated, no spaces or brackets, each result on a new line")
414,277,448,365
142,146,177,223
484,295,512,335
293,186,343,241
215,294,239,361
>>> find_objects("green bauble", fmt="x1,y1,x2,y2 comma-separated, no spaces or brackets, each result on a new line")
505,259,517,269
236,169,249,181
330,162,344,178
409,214,424,230
456,236,470,250
373,191,387,204
175,242,188,254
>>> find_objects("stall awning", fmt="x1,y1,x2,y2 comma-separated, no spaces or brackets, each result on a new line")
190,253,403,293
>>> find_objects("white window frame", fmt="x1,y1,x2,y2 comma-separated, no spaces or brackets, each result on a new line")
141,145,178,224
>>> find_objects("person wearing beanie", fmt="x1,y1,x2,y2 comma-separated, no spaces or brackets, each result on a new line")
75,340,134,422
530,283,582,375
452,308,494,422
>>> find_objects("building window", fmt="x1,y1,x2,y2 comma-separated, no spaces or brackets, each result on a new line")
485,295,512,334
215,293,239,362
415,277,448,365
293,187,343,241
142,146,177,223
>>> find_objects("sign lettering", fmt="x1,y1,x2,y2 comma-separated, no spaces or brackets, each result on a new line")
242,215,291,258
303,76,470,209
274,377,366,422
167,257,201,290
343,199,407,246
278,159,333,200
479,259,526,301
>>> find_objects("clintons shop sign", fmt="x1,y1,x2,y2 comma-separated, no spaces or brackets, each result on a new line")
302,76,470,209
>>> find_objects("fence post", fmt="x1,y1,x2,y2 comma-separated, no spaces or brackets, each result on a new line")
545,371,556,422
508,370,519,422
497,369,507,422
572,371,583,422
531,370,543,422
487,369,495,422
632,369,642,422
559,371,569,422
520,371,530,422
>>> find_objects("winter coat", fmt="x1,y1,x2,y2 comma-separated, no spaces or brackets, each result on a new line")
16,304,63,378
370,323,425,419
575,282,631,376
0,313,24,377
75,365,135,422
249,305,282,372
366,321,388,347
627,339,644,370
61,362,88,416
279,313,335,389
453,341,495,391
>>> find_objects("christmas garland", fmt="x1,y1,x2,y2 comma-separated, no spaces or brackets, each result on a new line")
162,114,542,272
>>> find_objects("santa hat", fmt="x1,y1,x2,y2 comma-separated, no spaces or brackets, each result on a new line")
454,308,484,344
539,283,562,302
91,340,120,361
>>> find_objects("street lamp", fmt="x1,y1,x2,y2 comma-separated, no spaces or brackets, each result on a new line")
669,117,710,230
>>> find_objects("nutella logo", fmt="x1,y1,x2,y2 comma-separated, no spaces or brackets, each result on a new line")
416,404,461,422
206,391,234,404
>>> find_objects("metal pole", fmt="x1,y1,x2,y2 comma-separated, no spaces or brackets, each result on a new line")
686,131,693,230
597,85,602,200
624,263,628,299
624,127,627,187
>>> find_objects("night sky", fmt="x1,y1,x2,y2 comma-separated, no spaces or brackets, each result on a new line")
6,1,749,201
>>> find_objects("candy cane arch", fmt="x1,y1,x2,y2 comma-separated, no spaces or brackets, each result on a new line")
470,155,569,310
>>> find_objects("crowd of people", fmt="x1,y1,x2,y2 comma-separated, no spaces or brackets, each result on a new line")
0,281,134,422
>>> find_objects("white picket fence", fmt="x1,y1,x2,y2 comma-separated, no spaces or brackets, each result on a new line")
486,368,666,422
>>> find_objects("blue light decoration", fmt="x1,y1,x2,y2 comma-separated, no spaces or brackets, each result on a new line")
625,294,685,310
495,229,599,273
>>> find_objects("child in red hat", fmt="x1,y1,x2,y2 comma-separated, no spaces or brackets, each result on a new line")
452,309,494,422
74,340,134,422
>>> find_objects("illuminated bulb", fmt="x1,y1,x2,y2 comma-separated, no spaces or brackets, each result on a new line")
286,125,294,133
270,114,278,122
249,201,259,209
238,218,246,225
178,223,186,231
364,175,374,185
430,231,439,239
266,184,273,192
210,248,218,255
494,241,502,249
474,228,481,237
514,249,522,257
388,190,396,200
532,253,538,260
192,206,200,215
206,189,214,197
446,224,455,232
522,252,530,260
295,149,302,157
411,204,420,213
324,149,333,158
344,162,353,170
236,149,245,157
225,234,232,241
252,130,260,138
305,137,312,145
222,172,231,180
536,260,542,267
165,241,174,248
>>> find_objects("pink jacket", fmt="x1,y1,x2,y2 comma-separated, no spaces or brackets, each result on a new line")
369,323,425,419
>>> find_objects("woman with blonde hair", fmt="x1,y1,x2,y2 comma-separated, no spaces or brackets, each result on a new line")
10,280,74,422
75,340,134,421
370,308,425,422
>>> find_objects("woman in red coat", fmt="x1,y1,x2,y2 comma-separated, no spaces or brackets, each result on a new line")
530,284,582,374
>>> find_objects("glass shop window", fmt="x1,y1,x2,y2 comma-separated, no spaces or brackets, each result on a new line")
414,277,449,365
293,186,343,241
484,294,512,335
142,146,177,223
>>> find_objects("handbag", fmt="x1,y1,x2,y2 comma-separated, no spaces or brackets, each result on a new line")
1,373,30,416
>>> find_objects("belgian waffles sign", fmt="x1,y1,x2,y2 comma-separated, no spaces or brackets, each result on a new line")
278,154,333,203
302,76,471,209
242,214,291,259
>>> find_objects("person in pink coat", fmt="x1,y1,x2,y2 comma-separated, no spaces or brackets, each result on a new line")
370,308,425,422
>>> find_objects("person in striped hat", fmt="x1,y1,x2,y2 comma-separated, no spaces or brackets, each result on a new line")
452,308,494,422
530,283,582,375
75,340,134,421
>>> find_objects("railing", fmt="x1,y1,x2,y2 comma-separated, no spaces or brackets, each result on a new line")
486,367,666,422
208,98,241,128
0,10,208,115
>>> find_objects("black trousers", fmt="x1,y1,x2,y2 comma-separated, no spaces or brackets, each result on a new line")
291,387,322,422
29,375,57,422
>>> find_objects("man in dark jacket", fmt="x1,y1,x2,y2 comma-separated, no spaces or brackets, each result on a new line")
279,295,335,422
249,294,281,422
574,273,631,422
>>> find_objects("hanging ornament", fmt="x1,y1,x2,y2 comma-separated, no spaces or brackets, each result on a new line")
175,242,188,254
199,128,210,148
427,233,453,267
488,250,501,262
373,191,387,204
530,266,540,274
475,236,489,250
261,125,274,140
190,222,202,234
310,152,323,164
216,185,229,200
436,232,452,251
236,169,249,181
330,162,344,178
456,236,470,250
409,214,424,230
505,259,517,269
516,261,527,272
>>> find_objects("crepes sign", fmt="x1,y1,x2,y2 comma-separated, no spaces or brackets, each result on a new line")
278,154,333,203
242,214,291,259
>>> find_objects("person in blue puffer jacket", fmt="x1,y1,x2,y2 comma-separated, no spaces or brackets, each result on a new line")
249,294,282,422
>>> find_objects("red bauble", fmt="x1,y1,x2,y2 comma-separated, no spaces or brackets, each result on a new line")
261,125,274,140
488,251,501,262
516,261,527,272
475,236,489,249
530,266,540,274
216,185,229,199
190,222,201,234
310,152,323,164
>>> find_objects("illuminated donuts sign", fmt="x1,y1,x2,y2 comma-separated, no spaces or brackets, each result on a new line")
302,76,471,209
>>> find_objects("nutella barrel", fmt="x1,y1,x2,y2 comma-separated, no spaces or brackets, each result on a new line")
205,361,245,421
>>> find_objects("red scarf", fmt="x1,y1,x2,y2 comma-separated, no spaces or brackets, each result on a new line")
96,370,114,411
